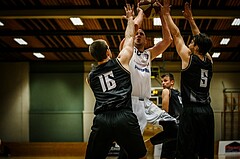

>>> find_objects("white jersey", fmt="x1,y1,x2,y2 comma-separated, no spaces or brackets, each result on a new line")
129,47,151,99
130,47,176,133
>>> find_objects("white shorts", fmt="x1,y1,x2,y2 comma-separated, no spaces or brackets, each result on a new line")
131,96,176,133
131,96,147,133
144,98,176,124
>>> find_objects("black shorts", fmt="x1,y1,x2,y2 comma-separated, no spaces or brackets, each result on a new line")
150,121,178,159
176,104,214,159
85,109,147,159
150,121,178,145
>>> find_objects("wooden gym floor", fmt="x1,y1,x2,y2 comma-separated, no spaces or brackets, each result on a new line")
0,155,240,159
1,142,239,159
1,125,239,159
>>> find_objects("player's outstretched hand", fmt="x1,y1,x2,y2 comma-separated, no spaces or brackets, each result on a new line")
159,0,171,15
123,4,135,20
182,2,193,20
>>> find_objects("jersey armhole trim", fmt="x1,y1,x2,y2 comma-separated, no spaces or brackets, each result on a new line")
116,58,130,74
181,54,193,72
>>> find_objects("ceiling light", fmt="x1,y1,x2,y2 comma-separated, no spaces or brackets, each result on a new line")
231,18,240,26
84,38,94,45
33,52,45,58
212,52,221,58
153,18,162,26
154,37,162,45
220,38,230,45
0,21,4,26
70,17,83,25
156,54,162,58
14,38,28,45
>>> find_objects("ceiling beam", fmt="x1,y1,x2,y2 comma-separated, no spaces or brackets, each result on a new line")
0,8,238,19
0,47,238,53
0,30,239,36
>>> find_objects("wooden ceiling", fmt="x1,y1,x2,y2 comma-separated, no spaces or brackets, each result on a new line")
0,0,239,62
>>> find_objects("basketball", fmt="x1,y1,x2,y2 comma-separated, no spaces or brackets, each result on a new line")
139,0,160,18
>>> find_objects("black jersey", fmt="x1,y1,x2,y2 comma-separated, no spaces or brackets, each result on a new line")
169,89,183,120
88,58,132,115
181,54,213,105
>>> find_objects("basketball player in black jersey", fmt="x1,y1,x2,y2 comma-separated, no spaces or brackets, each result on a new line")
161,0,214,159
85,4,147,159
145,73,183,159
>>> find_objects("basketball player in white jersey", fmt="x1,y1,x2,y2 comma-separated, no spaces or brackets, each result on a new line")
118,3,177,159
119,2,175,134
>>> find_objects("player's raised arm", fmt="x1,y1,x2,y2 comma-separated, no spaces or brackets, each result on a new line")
148,1,173,60
119,3,144,52
161,0,191,69
182,2,213,63
182,2,200,36
117,4,135,70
